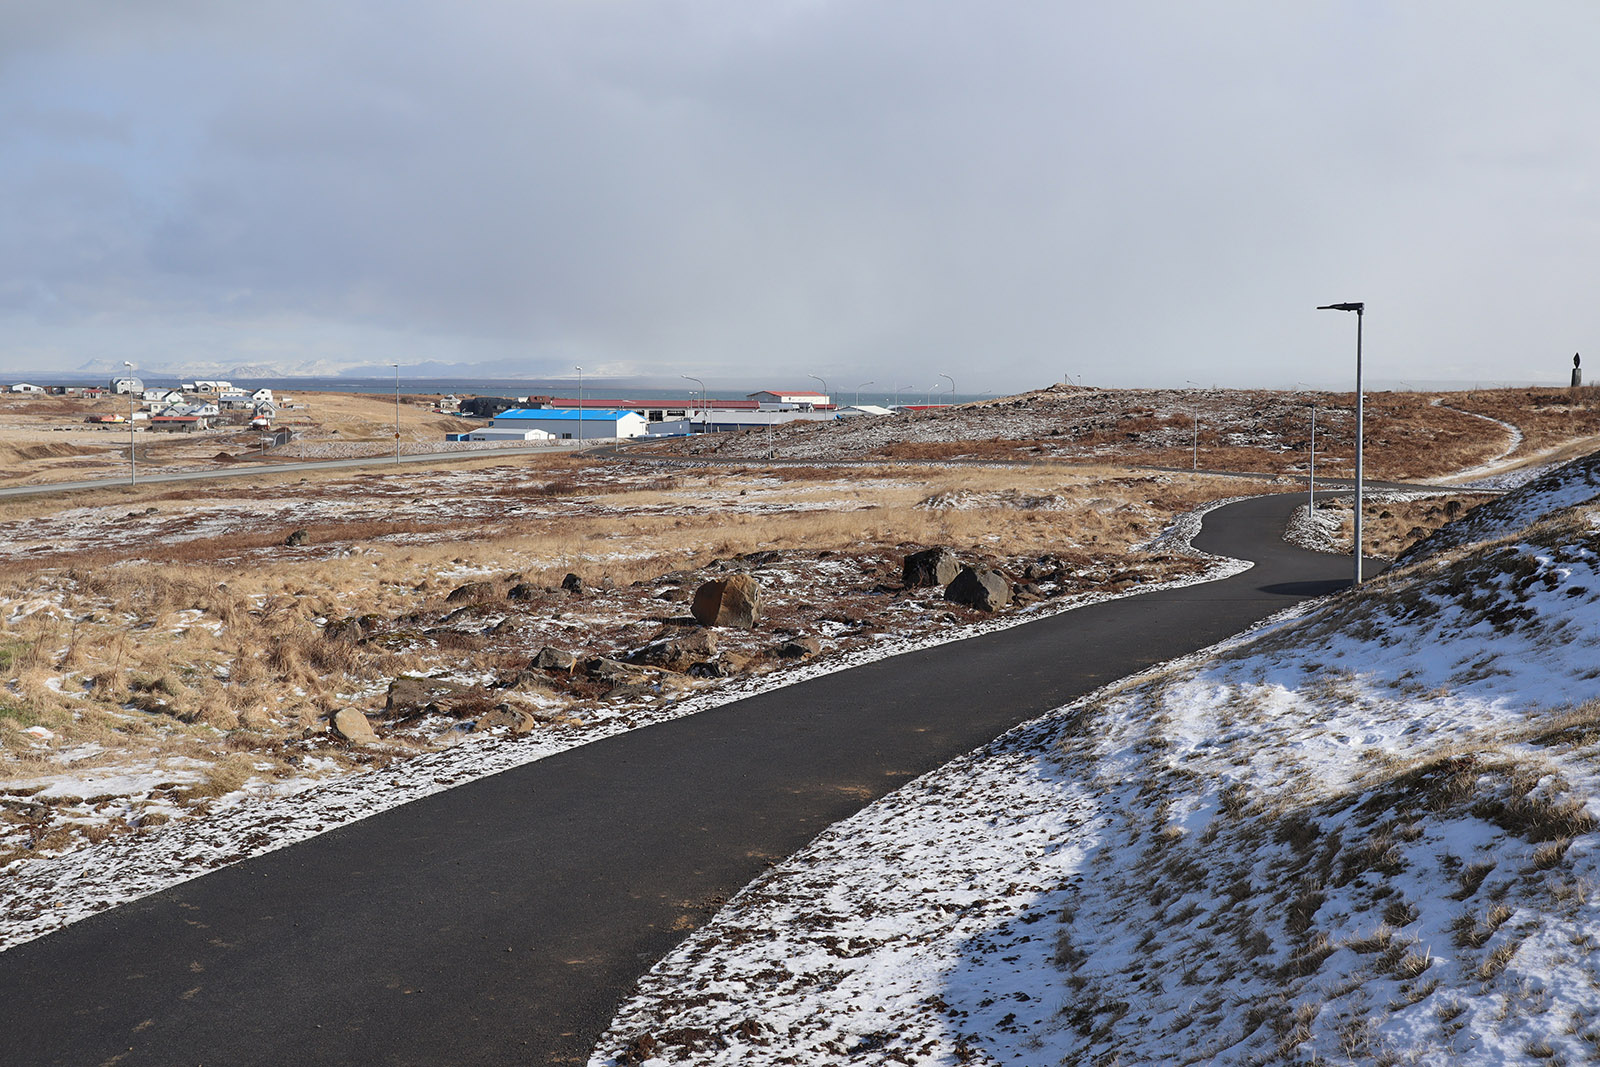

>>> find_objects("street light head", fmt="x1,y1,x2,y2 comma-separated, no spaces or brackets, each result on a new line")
1317,302,1364,313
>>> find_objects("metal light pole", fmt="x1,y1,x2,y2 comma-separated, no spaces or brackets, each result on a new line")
122,361,136,485
391,363,400,464
1318,302,1365,586
855,380,875,407
808,374,828,408
1185,380,1202,470
681,374,704,434
575,365,583,447
940,373,954,405
895,384,909,409
1297,382,1317,514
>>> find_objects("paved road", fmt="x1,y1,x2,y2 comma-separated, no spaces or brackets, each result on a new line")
0,493,1355,1066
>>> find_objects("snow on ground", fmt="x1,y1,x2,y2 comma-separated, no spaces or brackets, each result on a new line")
1403,448,1600,562
591,455,1600,1066
0,516,1245,953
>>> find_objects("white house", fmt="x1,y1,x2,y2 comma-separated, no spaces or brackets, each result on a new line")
489,408,649,440
250,388,273,403
747,390,831,409
192,380,234,393
457,426,556,442
10,383,44,394
111,376,144,395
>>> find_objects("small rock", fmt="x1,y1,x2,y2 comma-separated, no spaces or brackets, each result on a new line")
331,708,377,743
691,574,761,629
903,547,959,588
776,636,821,660
627,630,718,671
532,648,577,674
284,529,310,547
446,580,496,604
586,656,644,682
383,676,478,720
507,582,540,601
561,573,584,594
944,566,1013,611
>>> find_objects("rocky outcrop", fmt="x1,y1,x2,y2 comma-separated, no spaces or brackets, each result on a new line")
944,566,1013,612
284,528,310,547
691,574,761,629
331,708,377,743
561,573,584,594
903,547,959,588
507,582,540,601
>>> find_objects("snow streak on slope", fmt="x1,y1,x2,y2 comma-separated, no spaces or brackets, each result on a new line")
595,451,1600,1067
1403,448,1600,562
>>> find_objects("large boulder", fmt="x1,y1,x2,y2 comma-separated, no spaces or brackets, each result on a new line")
944,566,1013,612
903,547,960,588
331,708,377,743
691,574,762,629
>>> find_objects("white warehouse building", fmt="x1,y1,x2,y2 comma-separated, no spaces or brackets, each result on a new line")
489,408,649,440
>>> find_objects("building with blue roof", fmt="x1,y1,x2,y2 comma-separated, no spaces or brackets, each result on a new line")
490,408,649,440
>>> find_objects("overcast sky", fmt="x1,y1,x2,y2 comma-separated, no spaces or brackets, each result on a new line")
3,1,1599,391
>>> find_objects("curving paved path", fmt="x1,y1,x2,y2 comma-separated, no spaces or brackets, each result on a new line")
1,494,1355,1066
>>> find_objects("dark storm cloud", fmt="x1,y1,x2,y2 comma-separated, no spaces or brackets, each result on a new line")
3,2,1600,386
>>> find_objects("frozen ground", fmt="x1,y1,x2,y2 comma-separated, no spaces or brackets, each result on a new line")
0,506,1243,953
591,450,1600,1066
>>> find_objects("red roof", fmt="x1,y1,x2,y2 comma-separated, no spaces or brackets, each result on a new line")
538,396,761,410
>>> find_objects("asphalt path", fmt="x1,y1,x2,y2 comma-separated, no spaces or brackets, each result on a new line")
1,493,1357,1067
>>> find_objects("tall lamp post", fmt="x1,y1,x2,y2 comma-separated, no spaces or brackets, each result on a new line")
808,374,828,409
940,373,954,405
1296,382,1318,514
855,380,874,408
681,374,705,434
122,361,136,485
1185,380,1202,470
1317,302,1365,586
391,363,401,464
575,365,583,447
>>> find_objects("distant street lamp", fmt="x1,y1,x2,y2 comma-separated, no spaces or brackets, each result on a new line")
1297,382,1318,514
391,363,401,464
1186,380,1202,470
122,361,136,485
681,374,705,434
575,365,584,447
808,374,828,408
895,384,911,409
940,373,954,405
1317,301,1366,587
855,380,875,407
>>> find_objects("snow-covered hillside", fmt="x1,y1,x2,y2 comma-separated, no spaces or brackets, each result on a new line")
594,451,1600,1066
